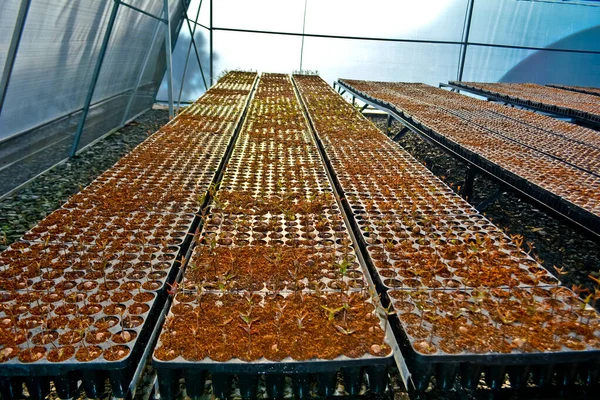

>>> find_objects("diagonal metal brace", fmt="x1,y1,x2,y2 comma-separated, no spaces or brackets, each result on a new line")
476,188,504,212
116,0,168,23
392,127,410,142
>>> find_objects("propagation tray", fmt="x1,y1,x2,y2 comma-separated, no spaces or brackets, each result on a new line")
448,81,600,127
336,79,600,239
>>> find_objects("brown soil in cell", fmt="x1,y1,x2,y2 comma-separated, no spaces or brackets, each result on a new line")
94,316,119,330
59,330,84,345
103,344,130,361
112,330,137,344
120,281,140,290
32,330,59,345
18,346,46,363
0,346,18,362
142,281,161,291
104,303,127,315
41,292,64,303
75,345,102,362
128,302,149,315
122,315,143,328
47,345,76,362
67,316,94,330
133,292,155,303
98,281,120,291
80,303,102,315
77,281,99,291
86,329,111,344
54,304,78,315
47,315,69,330
111,291,133,302
17,316,42,330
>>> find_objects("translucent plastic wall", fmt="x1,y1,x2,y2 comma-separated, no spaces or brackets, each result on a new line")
0,0,184,196
160,0,600,101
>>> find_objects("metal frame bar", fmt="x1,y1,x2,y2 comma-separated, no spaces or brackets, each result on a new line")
176,0,203,114
210,0,214,86
70,0,121,157
163,0,174,118
116,0,168,23
121,6,166,126
210,26,600,55
188,19,210,30
0,0,32,117
180,0,207,92
457,0,475,82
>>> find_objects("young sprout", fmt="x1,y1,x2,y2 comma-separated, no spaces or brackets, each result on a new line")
296,310,308,330
238,311,259,348
320,305,345,323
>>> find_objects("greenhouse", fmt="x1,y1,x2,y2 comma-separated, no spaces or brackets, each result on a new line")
1,0,600,399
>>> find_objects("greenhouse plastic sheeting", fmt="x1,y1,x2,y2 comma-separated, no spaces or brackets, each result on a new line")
0,0,184,197
198,0,600,91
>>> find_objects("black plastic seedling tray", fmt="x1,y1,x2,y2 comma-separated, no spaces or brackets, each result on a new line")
448,81,600,126
336,80,600,236
0,239,195,400
387,287,600,391
151,292,397,400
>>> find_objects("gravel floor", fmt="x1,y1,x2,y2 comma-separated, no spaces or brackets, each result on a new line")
0,110,169,251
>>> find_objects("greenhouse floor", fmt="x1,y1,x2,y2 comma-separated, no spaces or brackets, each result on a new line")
1,109,598,399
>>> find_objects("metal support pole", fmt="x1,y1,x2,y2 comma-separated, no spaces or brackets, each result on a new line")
461,165,476,201
70,0,120,157
210,0,213,86
177,0,204,113
163,0,174,118
180,0,207,91
121,8,165,126
386,114,392,131
457,0,474,82
0,0,32,118
299,0,308,72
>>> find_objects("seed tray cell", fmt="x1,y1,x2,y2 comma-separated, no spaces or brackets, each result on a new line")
0,240,180,293
388,287,600,390
0,285,163,399
22,210,195,248
182,243,365,293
